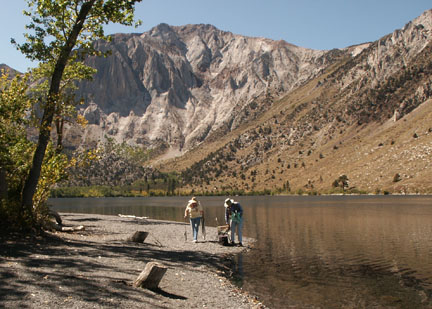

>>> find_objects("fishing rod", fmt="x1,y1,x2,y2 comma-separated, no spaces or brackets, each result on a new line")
202,215,206,240
184,216,188,242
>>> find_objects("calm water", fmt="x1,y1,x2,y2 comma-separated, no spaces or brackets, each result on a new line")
50,195,432,308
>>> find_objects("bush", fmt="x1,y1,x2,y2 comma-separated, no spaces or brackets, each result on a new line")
393,173,401,182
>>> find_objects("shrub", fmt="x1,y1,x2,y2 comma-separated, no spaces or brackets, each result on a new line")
393,173,401,182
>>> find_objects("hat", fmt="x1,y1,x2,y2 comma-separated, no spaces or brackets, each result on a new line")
187,197,198,206
224,198,233,208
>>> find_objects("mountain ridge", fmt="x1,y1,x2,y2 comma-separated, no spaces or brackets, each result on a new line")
4,9,432,194
67,22,343,155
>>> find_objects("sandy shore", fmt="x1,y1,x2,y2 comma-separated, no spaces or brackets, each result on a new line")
0,213,265,308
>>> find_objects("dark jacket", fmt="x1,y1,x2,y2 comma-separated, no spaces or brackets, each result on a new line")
225,202,243,224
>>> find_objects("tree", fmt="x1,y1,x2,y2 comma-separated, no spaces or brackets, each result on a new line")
332,175,349,192
0,72,32,228
1,69,75,230
393,173,401,182
12,0,142,224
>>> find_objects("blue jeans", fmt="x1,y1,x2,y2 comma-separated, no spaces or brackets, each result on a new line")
190,217,201,241
230,218,243,243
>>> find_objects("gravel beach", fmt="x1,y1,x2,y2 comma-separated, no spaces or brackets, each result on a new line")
0,213,265,308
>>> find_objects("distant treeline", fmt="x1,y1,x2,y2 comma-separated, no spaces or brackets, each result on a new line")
50,185,274,198
50,185,374,198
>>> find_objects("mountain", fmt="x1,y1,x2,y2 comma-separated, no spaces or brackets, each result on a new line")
66,23,344,155
159,9,432,194
0,64,20,78
63,9,432,194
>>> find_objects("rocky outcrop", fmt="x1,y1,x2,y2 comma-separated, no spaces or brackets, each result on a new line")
329,9,432,123
69,24,340,155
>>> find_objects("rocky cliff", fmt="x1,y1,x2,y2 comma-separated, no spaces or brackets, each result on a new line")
66,23,342,155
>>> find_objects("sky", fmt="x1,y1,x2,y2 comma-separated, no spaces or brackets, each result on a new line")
1,0,431,73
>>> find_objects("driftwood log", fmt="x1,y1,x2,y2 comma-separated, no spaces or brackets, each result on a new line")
60,225,85,232
118,214,148,220
127,231,149,243
45,222,85,232
133,262,167,289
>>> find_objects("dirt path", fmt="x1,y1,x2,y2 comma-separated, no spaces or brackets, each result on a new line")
0,213,266,308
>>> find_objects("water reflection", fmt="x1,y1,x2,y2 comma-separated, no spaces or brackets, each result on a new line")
49,196,230,225
50,195,432,308
237,196,432,308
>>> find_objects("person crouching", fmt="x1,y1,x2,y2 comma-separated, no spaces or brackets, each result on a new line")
224,198,243,246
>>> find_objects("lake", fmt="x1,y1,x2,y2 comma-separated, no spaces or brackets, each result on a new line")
50,195,432,308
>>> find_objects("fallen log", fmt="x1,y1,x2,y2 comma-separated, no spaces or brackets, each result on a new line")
46,222,85,232
118,214,148,220
60,225,85,232
127,231,149,243
133,262,167,289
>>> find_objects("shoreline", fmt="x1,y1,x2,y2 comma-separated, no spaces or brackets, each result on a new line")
0,213,265,308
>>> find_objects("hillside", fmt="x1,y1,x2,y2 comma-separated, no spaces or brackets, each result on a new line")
158,10,432,194
0,64,20,78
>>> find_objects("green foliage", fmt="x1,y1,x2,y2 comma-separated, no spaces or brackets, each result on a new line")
33,145,69,215
393,173,401,182
51,185,149,198
296,188,304,195
2,0,142,232
51,184,282,198
61,139,155,187
0,72,31,166
53,138,183,197
13,0,142,63
332,175,349,191
0,72,35,231
0,72,72,231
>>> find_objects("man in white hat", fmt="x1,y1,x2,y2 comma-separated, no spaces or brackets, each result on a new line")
184,197,204,242
224,198,243,246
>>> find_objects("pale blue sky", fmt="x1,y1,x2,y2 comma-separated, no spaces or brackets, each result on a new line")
1,0,431,72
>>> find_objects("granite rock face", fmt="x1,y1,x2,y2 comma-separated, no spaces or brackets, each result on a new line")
69,24,337,155
67,10,432,159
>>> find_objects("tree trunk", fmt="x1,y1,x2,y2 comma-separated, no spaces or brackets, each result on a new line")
133,262,167,289
20,0,97,214
0,167,7,200
55,117,64,154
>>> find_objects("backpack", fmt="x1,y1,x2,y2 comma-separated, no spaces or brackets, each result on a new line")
231,211,241,223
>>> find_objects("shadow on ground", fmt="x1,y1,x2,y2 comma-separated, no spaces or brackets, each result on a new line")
0,223,231,307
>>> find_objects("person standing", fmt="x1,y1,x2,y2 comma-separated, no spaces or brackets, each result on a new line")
184,197,204,242
224,198,243,246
